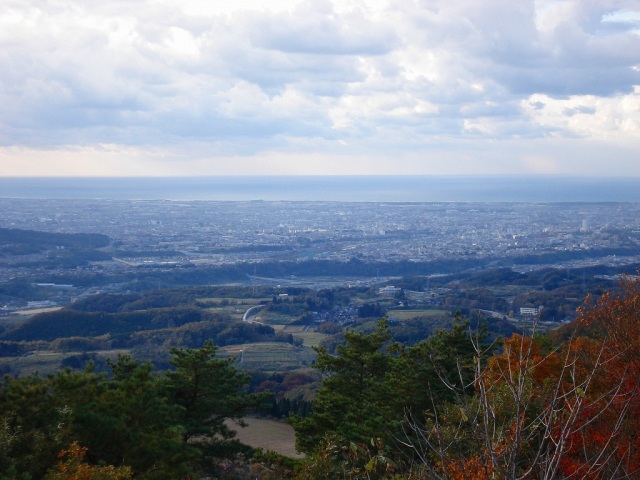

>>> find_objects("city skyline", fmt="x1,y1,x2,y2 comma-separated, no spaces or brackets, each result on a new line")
1,0,640,177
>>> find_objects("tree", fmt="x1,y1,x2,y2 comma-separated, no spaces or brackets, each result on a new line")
403,278,640,480
162,340,267,472
0,345,261,479
0,373,67,479
293,317,486,477
389,316,482,418
66,357,192,479
293,320,395,455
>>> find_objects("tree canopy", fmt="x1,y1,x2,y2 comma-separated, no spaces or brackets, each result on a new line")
293,278,640,479
0,342,263,479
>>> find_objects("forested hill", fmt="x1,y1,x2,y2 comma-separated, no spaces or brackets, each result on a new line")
0,227,109,249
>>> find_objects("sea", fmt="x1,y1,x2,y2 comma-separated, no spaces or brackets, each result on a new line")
1,176,639,203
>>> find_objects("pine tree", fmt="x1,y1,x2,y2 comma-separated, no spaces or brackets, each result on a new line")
292,320,395,454
162,340,268,471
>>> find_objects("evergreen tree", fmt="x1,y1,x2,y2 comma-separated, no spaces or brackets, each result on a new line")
0,373,66,479
65,357,192,479
293,320,395,454
162,340,268,472
388,316,483,418
0,343,264,479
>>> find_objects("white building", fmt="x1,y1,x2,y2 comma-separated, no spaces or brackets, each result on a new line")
520,306,543,316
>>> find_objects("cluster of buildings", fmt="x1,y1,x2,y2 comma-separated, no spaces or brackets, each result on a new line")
2,199,639,270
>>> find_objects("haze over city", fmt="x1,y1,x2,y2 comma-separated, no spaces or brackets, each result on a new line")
1,0,640,178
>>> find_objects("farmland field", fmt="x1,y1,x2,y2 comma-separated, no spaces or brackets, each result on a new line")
13,307,64,315
204,305,248,321
0,351,67,376
225,417,302,458
255,311,298,325
388,309,448,320
290,331,327,348
256,325,328,348
219,342,316,370
196,297,272,305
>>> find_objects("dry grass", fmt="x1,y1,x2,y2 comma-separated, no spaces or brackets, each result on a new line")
12,306,63,315
226,417,302,458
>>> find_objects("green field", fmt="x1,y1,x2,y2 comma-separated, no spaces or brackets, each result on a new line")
196,297,272,304
204,305,248,321
270,325,327,348
279,325,305,332
202,298,273,321
291,331,327,348
255,311,298,325
0,349,131,376
0,315,31,329
0,351,66,376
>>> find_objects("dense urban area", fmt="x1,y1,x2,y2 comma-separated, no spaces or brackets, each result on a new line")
3,198,640,279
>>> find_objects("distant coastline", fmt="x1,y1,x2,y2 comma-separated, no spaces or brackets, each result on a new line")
1,175,640,203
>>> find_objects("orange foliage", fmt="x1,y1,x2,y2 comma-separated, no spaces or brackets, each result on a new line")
444,454,495,480
475,278,640,478
577,277,640,373
46,443,132,480
558,277,640,478
484,334,562,390
441,418,521,480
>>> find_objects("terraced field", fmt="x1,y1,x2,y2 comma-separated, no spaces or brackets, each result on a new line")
219,342,316,370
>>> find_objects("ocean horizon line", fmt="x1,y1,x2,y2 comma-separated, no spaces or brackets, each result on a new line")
1,175,640,203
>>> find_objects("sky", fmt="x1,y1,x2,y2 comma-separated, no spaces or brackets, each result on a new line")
1,0,639,177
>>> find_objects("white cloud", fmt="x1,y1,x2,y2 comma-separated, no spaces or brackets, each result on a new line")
0,0,639,176
523,86,640,139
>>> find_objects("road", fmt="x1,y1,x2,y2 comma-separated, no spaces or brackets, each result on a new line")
242,305,265,323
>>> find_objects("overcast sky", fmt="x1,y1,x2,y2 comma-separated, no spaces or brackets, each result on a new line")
1,0,639,177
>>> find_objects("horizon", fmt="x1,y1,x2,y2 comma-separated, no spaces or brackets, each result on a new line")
2,175,640,203
2,173,640,178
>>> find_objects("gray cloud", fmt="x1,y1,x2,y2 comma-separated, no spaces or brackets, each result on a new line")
0,0,639,176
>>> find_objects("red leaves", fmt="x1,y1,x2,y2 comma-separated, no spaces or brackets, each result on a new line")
468,278,640,478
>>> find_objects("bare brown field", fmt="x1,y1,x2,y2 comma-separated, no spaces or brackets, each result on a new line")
13,306,64,315
225,417,302,458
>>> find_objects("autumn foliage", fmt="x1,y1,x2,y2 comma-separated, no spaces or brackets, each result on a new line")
46,443,132,480
562,277,640,478
448,277,640,479
308,277,640,479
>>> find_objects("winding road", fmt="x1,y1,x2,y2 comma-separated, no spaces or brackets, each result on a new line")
242,305,265,323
